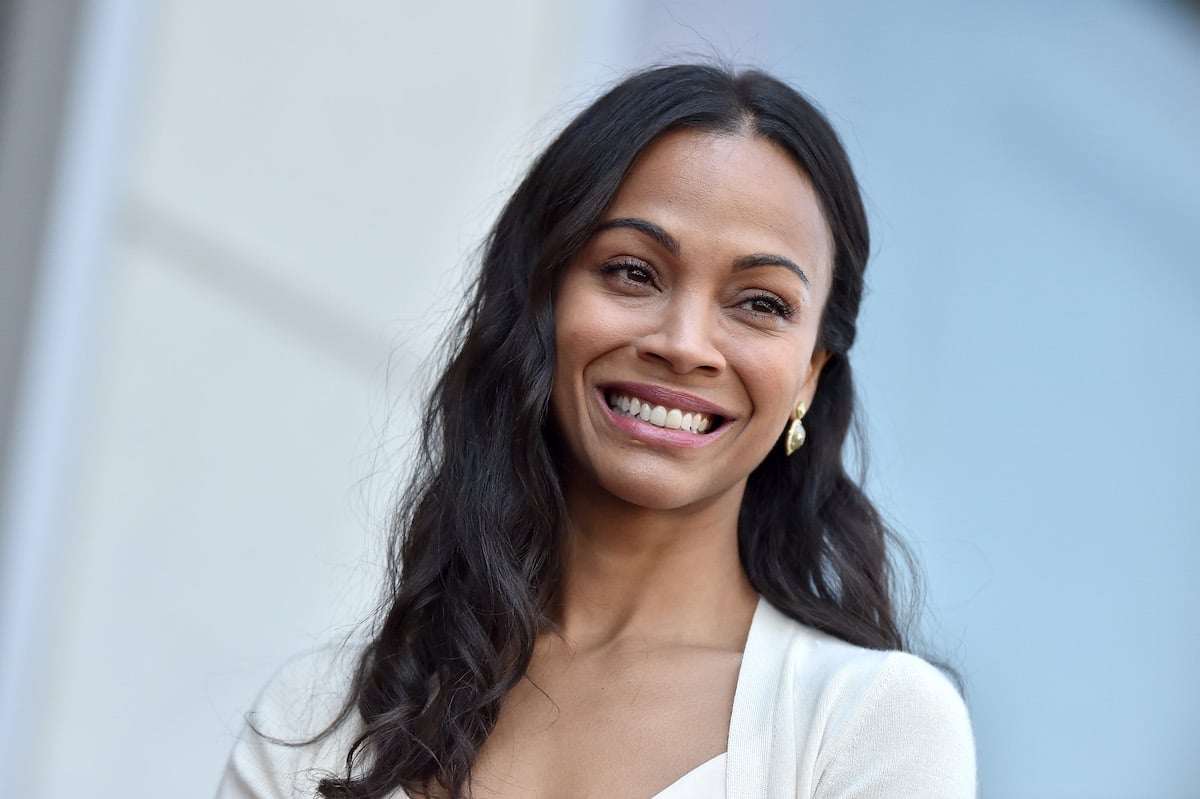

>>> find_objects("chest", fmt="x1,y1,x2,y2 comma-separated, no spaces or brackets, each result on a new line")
468,644,741,799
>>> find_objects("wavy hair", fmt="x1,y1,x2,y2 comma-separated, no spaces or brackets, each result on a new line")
316,63,910,799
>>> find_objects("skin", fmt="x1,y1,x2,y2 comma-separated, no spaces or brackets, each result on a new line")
469,129,835,799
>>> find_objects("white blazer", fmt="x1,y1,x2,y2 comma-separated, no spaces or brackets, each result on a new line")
218,598,976,798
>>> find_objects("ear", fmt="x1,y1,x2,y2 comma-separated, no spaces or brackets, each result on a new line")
793,349,832,418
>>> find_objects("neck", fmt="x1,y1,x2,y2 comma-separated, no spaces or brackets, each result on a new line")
555,478,758,652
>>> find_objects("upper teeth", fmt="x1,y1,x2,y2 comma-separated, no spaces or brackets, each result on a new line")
607,392,713,434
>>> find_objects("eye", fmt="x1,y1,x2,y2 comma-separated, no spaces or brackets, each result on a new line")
600,258,658,288
739,293,796,319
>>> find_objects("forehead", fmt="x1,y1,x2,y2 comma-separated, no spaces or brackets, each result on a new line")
603,129,834,283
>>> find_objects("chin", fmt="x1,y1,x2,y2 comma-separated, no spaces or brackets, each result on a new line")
611,487,694,512
592,470,742,515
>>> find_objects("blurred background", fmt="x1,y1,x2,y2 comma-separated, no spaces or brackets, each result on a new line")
1,1,1197,797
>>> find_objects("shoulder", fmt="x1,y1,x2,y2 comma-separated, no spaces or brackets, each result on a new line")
216,643,367,799
742,602,976,798
811,646,976,798
782,622,971,741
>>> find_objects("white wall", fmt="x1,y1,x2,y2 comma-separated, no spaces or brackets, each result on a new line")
9,2,638,796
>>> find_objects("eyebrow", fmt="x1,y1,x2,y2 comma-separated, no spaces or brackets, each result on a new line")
595,216,811,289
595,217,680,254
732,253,811,289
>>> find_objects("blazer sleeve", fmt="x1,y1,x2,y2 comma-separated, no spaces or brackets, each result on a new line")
812,652,977,799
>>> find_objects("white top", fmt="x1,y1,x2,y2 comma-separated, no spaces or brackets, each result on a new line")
217,598,976,798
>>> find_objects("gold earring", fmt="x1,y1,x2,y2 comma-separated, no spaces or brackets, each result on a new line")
784,401,807,456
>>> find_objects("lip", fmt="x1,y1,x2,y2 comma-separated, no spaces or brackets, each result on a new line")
595,382,736,450
599,381,735,419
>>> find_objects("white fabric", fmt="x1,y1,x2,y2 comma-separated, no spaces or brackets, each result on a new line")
725,599,975,798
217,598,975,798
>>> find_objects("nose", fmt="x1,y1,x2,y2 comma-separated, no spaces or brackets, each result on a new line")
635,293,726,374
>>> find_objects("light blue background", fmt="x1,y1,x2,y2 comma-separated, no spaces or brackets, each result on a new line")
633,2,1200,796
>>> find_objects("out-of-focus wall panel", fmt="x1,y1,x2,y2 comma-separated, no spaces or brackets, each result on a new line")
37,240,382,797
125,2,606,361
26,2,636,796
0,0,82,531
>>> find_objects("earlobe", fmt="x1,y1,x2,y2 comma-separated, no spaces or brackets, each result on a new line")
784,351,829,456
796,349,831,411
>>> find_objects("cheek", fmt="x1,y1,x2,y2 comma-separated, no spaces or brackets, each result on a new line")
754,370,799,420
730,338,814,411
554,322,598,381
555,292,637,362
551,296,604,410
552,290,589,367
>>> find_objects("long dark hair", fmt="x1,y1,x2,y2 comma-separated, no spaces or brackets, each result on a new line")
318,63,908,799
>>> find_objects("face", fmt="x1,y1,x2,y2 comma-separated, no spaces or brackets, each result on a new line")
550,129,834,514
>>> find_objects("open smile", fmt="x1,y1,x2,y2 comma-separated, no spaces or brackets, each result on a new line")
597,382,733,446
606,390,717,433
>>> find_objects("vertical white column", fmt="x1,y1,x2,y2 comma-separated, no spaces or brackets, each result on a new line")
0,0,147,794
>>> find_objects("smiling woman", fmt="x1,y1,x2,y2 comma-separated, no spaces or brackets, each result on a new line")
552,131,831,515
218,64,976,799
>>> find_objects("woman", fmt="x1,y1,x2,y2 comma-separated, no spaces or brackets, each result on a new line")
219,64,976,799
